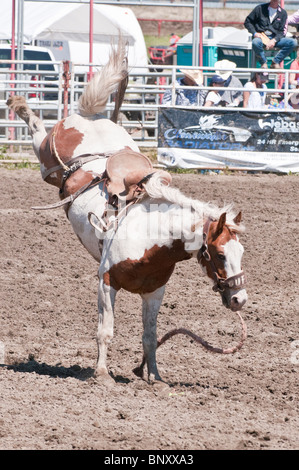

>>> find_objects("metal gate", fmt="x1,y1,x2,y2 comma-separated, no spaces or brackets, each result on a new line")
0,58,294,150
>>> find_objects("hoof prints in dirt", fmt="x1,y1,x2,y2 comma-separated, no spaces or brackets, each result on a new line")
0,169,298,450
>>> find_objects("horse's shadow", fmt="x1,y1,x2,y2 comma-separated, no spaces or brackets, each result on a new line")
1,360,197,388
0,359,130,384
1,359,94,381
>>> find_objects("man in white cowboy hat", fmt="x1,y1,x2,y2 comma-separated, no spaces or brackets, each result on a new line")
212,59,243,106
161,68,207,106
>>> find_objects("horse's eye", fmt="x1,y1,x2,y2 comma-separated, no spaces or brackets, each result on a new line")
218,254,225,261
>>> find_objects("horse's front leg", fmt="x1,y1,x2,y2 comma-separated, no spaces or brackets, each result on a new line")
140,286,165,383
94,276,117,380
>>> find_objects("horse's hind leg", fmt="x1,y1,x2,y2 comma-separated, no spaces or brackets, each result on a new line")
94,277,117,380
7,95,47,159
140,286,165,383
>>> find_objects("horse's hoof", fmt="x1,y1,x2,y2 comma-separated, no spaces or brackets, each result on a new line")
147,373,169,391
93,368,115,386
148,372,162,383
151,379,170,393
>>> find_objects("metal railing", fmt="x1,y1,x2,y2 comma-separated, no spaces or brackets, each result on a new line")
1,59,299,149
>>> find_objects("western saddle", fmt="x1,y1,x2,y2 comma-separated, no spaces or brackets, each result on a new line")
105,147,171,204
32,145,172,212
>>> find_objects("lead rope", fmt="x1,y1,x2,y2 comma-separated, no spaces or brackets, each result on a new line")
133,311,247,378
156,311,247,354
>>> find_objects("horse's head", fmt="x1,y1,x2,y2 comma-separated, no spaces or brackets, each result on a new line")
197,212,247,311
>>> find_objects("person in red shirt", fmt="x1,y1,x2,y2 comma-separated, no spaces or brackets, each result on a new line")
169,33,180,47
279,48,299,90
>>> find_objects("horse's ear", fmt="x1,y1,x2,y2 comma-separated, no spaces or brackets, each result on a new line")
234,211,242,225
215,212,226,237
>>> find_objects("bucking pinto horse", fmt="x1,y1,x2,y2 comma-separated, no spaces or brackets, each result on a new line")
7,40,247,384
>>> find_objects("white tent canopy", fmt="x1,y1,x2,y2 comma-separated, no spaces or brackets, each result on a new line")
0,1,148,71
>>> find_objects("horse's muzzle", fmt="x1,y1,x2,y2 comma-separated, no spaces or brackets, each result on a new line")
221,287,248,311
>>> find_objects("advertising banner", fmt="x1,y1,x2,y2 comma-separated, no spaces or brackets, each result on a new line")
158,108,299,173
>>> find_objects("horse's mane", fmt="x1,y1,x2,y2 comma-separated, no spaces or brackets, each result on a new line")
143,172,245,233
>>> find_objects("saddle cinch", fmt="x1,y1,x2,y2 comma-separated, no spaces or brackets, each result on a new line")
32,147,172,211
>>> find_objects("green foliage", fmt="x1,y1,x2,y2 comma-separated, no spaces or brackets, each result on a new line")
0,146,7,157
0,160,39,169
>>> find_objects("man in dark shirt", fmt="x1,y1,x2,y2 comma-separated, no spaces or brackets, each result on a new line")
244,0,297,69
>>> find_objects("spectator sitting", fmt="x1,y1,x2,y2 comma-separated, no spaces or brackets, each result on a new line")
278,48,299,90
244,0,297,69
243,71,269,109
161,69,207,106
204,75,227,107
285,8,299,35
213,60,243,106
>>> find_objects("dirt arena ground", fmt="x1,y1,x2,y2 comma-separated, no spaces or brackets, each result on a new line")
0,167,298,451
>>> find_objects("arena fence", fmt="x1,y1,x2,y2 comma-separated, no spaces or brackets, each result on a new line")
1,59,299,172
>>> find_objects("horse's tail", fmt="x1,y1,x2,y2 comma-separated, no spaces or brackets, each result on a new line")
78,38,128,122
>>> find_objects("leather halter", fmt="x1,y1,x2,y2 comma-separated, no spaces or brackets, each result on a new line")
197,218,246,293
